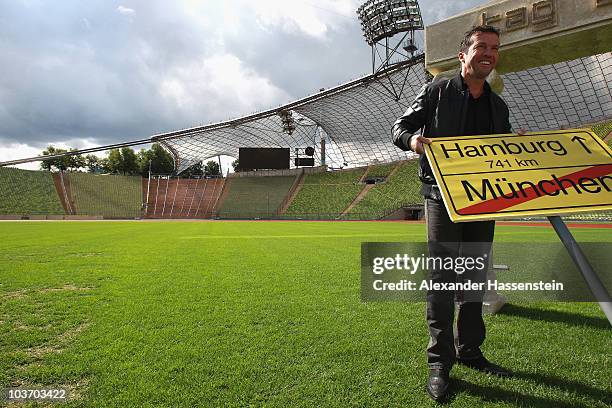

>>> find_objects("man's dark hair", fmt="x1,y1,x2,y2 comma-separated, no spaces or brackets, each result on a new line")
459,25,500,53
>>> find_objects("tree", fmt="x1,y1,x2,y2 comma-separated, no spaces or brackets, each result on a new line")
40,146,85,172
99,157,110,173
231,159,239,173
70,152,86,171
121,147,139,175
137,149,148,175
204,160,220,176
182,161,204,178
85,154,102,173
138,143,175,176
107,149,122,174
106,147,140,175
41,146,67,171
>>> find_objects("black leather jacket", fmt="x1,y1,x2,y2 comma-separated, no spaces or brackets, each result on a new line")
392,73,512,185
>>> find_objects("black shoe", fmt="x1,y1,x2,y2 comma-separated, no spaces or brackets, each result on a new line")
458,356,512,377
427,368,450,402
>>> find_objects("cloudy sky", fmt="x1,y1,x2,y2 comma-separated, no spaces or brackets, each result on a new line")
0,0,489,169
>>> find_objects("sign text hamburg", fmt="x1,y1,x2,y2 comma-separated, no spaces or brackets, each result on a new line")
425,130,612,222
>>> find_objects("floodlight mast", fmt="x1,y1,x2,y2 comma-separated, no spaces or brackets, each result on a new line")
357,0,424,100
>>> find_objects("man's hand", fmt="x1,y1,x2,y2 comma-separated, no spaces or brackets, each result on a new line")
410,135,432,154
517,128,527,135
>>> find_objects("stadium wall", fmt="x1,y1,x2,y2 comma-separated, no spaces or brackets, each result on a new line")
144,177,225,219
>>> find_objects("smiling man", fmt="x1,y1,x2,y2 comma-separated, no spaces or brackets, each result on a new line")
392,25,513,402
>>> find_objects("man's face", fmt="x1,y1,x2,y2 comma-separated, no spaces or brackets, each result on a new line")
459,32,500,80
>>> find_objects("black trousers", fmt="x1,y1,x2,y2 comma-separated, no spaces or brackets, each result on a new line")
425,198,495,369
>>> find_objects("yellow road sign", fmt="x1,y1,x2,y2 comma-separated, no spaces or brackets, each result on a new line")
424,129,612,222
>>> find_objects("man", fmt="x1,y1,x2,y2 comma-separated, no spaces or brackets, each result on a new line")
392,25,515,402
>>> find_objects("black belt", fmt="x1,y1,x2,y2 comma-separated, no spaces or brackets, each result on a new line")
421,183,443,201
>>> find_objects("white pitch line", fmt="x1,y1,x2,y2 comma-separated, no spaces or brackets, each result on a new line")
179,233,423,239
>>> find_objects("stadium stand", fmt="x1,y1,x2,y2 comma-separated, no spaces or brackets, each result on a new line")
362,162,398,179
276,171,307,214
347,160,422,219
67,172,143,218
145,177,225,218
2,122,610,221
52,172,74,214
0,167,64,216
284,167,366,219
218,175,296,218
593,120,612,140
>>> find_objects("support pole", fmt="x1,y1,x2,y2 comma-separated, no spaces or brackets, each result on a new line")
320,136,326,167
145,160,152,217
548,216,612,326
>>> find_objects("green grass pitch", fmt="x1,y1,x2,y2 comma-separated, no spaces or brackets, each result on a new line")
0,221,610,407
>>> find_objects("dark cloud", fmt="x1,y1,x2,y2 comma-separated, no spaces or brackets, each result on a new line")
0,0,489,154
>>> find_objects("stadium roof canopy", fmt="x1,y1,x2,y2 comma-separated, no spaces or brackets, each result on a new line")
1,53,610,173
153,55,428,173
151,52,611,173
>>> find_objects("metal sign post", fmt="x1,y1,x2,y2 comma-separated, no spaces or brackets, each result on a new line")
426,131,612,322
548,216,612,326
